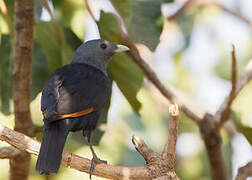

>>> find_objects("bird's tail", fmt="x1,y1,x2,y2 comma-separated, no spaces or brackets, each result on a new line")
36,121,69,174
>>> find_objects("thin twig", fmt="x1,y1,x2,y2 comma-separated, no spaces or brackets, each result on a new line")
132,135,157,163
236,162,252,180
216,58,252,129
197,0,252,25
162,104,179,170
216,45,238,129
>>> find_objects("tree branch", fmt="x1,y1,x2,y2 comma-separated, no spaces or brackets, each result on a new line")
132,135,157,163
216,45,238,129
162,104,179,170
0,147,21,159
0,123,150,179
0,121,181,179
197,0,252,25
236,162,252,180
11,0,34,179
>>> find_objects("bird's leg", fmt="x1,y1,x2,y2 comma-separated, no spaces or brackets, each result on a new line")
84,136,107,179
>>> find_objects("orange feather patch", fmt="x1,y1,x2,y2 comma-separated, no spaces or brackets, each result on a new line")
58,107,94,119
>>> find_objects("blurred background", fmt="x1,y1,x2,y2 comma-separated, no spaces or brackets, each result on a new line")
0,0,252,179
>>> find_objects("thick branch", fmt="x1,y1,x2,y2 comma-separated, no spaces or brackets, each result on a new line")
0,123,182,179
0,119,181,179
0,147,21,159
12,0,34,179
132,135,179,179
0,123,151,179
200,114,227,180
162,104,179,170
236,162,252,180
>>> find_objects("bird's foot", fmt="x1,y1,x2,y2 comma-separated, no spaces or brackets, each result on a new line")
89,156,107,179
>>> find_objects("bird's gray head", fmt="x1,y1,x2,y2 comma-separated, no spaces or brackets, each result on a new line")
71,39,129,75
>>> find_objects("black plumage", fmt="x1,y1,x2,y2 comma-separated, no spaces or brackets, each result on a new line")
36,39,129,176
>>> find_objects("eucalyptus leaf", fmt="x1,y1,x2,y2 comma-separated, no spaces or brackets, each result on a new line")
99,12,143,113
0,35,12,114
34,0,43,21
110,0,132,27
128,0,163,50
34,22,63,73
32,41,50,99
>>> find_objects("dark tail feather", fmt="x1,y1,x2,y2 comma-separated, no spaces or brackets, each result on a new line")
36,121,69,174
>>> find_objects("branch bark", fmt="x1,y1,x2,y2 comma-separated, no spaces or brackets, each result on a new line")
216,45,238,130
236,162,252,180
0,117,181,180
11,0,34,179
0,147,21,159
162,104,179,170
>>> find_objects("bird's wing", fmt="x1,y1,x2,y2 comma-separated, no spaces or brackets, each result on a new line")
41,63,111,123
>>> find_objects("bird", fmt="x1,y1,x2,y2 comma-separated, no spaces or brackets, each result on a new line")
35,39,129,178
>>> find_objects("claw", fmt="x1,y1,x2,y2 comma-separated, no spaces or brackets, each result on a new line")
89,156,107,179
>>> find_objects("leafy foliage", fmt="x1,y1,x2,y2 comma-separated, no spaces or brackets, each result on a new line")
99,12,144,113
128,0,163,50
0,35,12,114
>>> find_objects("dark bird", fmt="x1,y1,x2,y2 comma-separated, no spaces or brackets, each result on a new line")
36,39,129,177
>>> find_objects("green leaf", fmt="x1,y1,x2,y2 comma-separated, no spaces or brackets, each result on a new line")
128,0,163,50
63,27,82,50
162,0,174,3
34,22,63,73
33,22,77,99
232,111,252,146
110,0,132,27
177,10,197,48
109,54,143,112
34,0,43,21
34,22,74,73
31,41,50,99
99,12,143,113
0,34,12,114
0,26,2,44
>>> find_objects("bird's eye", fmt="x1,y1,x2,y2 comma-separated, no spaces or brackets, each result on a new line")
100,43,107,50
